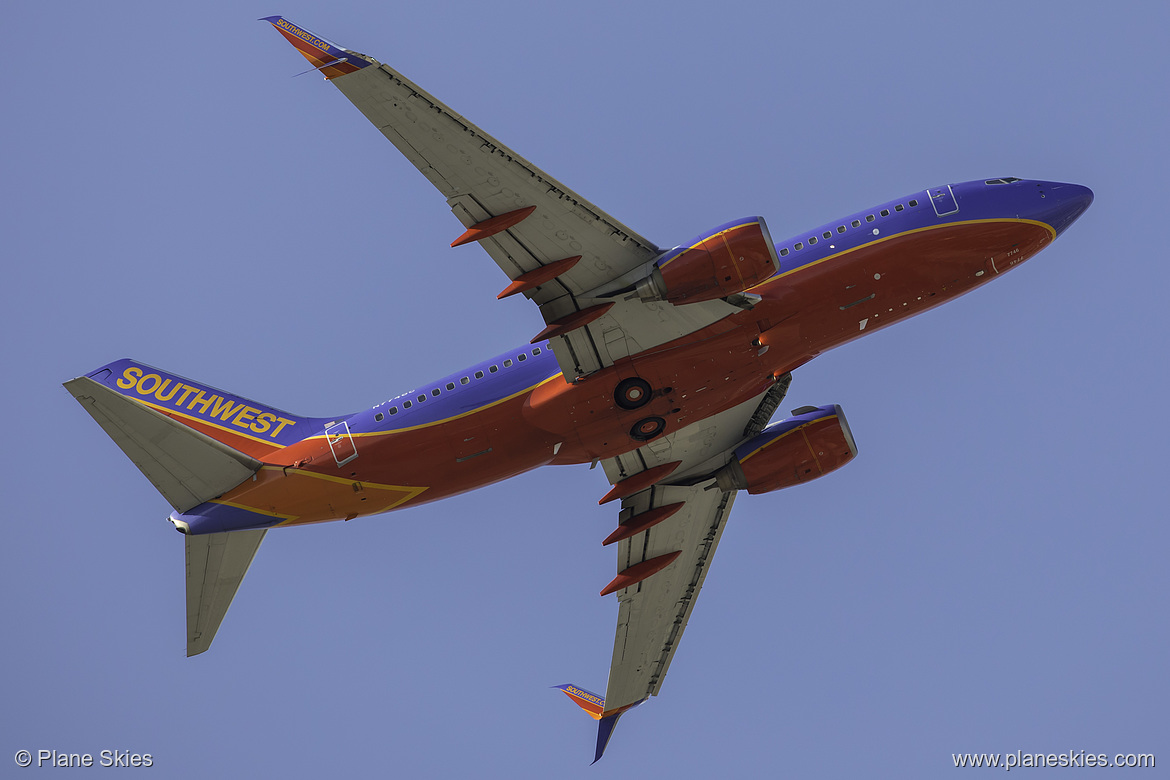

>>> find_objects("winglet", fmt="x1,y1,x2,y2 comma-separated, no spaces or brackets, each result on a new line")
553,683,605,720
555,684,647,763
593,713,622,764
260,16,372,79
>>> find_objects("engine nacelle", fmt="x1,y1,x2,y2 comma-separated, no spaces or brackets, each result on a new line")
714,404,857,494
636,217,780,304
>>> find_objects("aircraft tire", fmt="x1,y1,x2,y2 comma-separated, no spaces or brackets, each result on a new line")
615,377,653,410
630,416,666,441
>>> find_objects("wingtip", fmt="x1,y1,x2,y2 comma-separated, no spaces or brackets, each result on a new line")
592,713,622,764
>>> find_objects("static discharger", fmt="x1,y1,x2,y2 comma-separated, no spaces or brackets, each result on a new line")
600,551,683,596
497,255,582,299
451,206,537,247
598,462,682,505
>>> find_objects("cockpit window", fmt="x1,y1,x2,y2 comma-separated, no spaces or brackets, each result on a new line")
985,178,1022,185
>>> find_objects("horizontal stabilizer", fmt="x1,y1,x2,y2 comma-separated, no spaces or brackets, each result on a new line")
186,530,266,656
64,376,262,513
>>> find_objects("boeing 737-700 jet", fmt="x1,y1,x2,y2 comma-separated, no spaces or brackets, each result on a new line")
64,17,1093,762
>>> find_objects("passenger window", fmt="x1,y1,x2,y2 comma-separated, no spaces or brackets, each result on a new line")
823,231,832,239
503,359,512,368
909,199,918,207
532,348,541,355
895,204,904,212
866,215,875,222
446,382,455,390
779,248,789,256
489,365,498,373
417,394,426,402
461,377,469,385
809,236,817,245
432,388,441,397
375,412,384,422
795,242,803,250
475,370,484,379
837,226,845,233
518,353,526,361
389,407,398,415
851,219,861,227
403,400,412,409
880,209,890,217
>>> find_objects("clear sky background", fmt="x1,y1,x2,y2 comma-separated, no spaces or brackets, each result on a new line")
3,2,1166,777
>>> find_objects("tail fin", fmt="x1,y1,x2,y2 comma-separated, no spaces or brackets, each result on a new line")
71,359,333,462
64,359,337,658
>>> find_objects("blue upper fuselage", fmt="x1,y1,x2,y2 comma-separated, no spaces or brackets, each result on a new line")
343,178,1092,438
761,177,1092,281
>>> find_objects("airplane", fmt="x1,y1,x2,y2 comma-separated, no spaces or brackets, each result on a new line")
63,16,1093,763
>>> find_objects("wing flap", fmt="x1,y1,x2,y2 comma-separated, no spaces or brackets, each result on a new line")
186,530,266,656
64,376,262,513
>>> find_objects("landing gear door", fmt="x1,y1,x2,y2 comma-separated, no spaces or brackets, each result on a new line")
928,185,959,217
326,421,358,467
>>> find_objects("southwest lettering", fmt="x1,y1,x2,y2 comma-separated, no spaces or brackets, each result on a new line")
187,391,217,415
210,396,245,422
271,417,296,437
117,366,143,389
172,384,197,407
112,365,298,440
251,412,276,435
232,406,259,429
154,378,179,402
137,373,163,396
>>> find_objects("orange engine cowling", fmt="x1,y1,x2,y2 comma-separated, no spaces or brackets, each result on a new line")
636,217,780,305
714,405,857,494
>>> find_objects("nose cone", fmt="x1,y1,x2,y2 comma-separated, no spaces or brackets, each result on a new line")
1034,181,1094,237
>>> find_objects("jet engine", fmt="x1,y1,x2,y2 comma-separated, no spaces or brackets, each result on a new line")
714,404,857,494
634,217,781,304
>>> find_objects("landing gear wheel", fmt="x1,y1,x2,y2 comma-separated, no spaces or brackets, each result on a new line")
615,377,653,410
630,416,666,442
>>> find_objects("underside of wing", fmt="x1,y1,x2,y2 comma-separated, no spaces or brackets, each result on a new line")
570,377,791,760
603,482,738,711
263,17,749,378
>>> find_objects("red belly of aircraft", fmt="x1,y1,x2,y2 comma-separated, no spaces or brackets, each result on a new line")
210,219,1052,525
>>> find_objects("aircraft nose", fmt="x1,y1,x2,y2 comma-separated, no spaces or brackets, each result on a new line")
1034,181,1093,237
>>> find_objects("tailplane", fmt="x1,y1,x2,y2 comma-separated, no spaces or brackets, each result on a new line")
65,359,338,657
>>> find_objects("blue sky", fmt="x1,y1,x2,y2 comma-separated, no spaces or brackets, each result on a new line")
3,2,1166,777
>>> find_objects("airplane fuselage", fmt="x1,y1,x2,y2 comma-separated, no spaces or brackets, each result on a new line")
166,178,1091,533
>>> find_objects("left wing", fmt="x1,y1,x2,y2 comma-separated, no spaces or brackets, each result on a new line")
263,17,739,378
